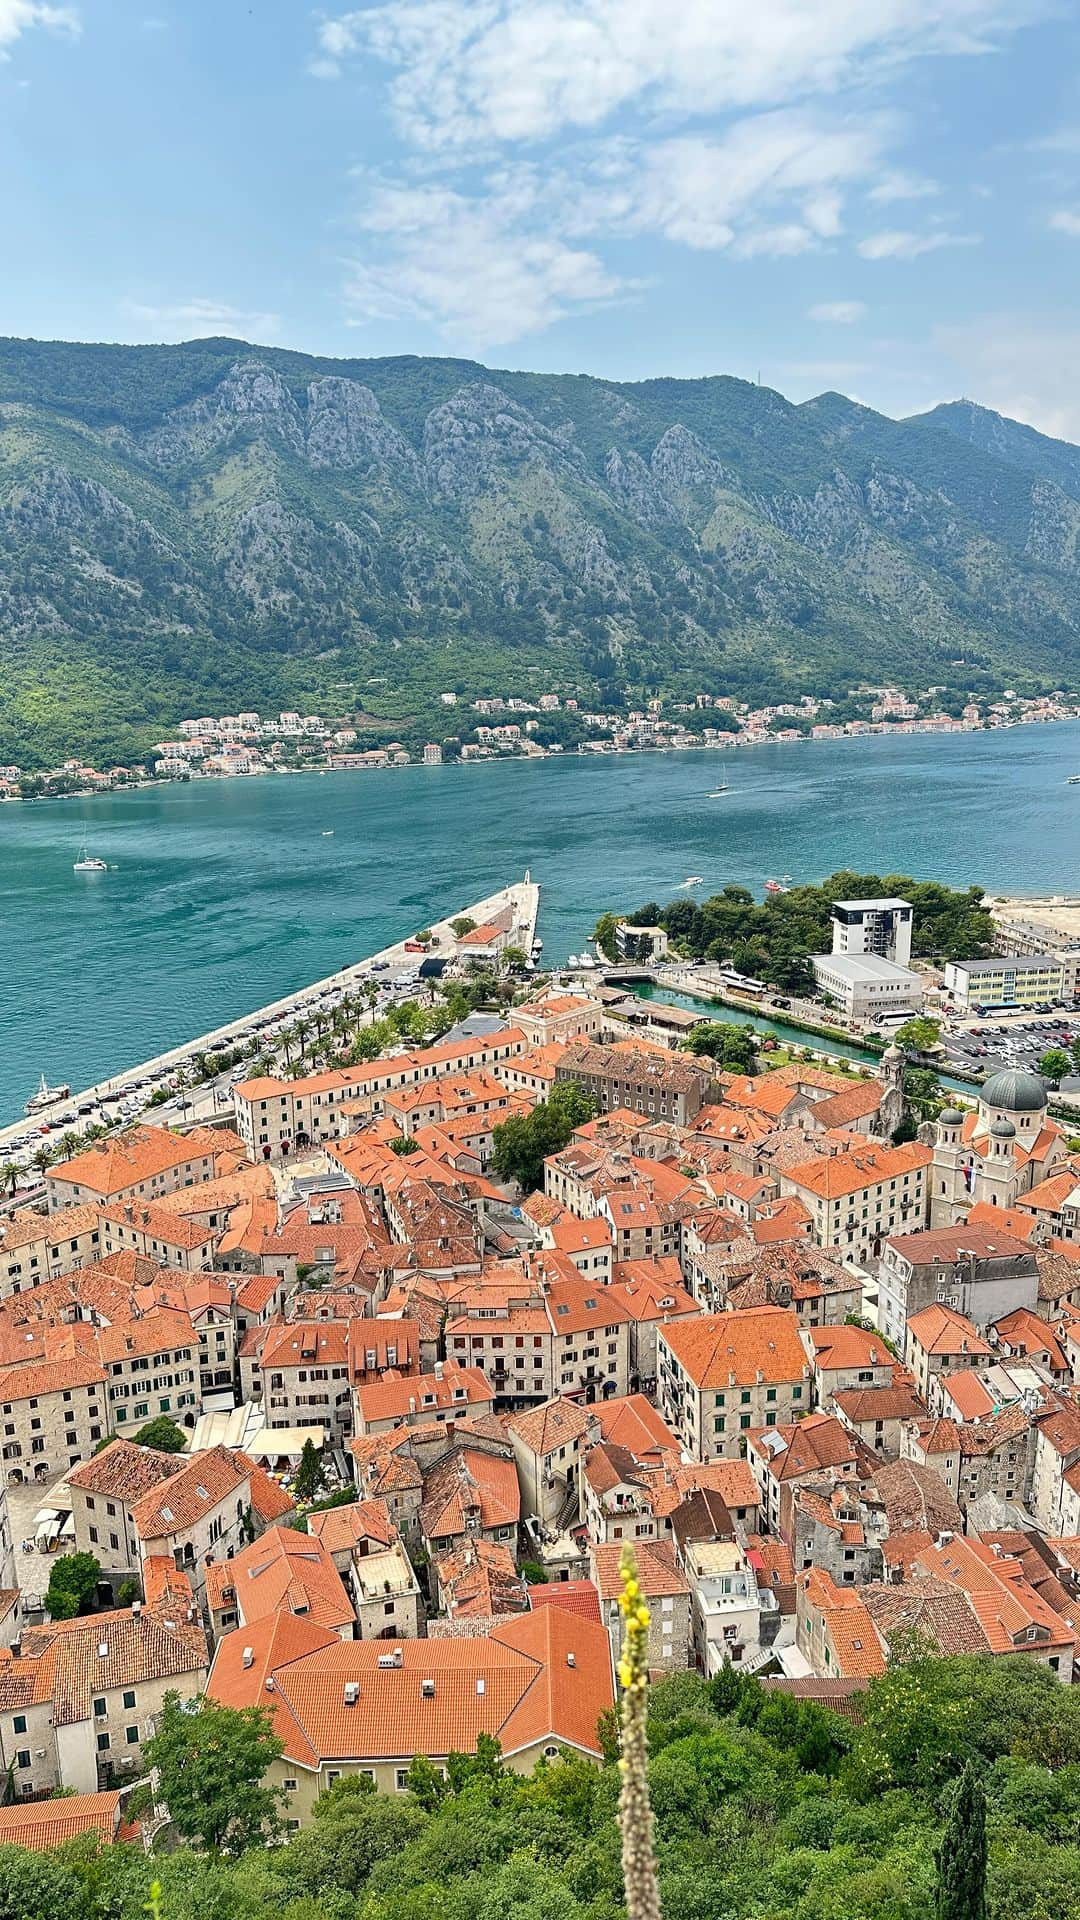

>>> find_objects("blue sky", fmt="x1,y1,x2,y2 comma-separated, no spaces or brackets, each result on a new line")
3,0,1080,434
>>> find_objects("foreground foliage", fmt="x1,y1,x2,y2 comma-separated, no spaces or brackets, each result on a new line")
5,1654,1080,1920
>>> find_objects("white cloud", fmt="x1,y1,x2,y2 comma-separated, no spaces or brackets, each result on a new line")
1049,209,1080,236
1026,126,1080,153
858,227,979,259
120,299,281,342
0,0,79,54
933,315,1080,439
345,179,632,344
314,0,1044,151
632,113,885,252
808,299,867,322
867,168,939,201
312,0,1038,347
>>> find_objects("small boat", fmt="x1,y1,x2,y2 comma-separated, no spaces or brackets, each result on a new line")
764,876,791,896
25,1074,70,1115
706,783,729,797
677,875,704,889
1067,775,1080,785
322,829,335,836
531,937,543,954
73,845,107,872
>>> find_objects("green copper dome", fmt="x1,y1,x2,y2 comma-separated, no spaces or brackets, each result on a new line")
981,1067,1048,1113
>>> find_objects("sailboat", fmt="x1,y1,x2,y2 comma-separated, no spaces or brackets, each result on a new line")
73,845,108,872
25,1073,70,1114
706,779,730,796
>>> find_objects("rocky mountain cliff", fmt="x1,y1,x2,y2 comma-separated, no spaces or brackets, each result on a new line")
2,336,1079,765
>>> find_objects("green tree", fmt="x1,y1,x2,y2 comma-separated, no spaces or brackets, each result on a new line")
45,1552,100,1620
936,1764,987,1920
134,1415,188,1453
294,1439,327,1503
144,1692,286,1854
1039,1048,1071,1083
593,912,620,961
451,917,477,937
683,1021,758,1072
894,1016,943,1053
491,1082,597,1191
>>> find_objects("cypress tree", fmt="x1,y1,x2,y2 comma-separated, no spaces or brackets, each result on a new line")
936,1763,987,1920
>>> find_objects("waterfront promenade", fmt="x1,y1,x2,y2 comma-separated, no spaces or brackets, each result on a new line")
0,874,539,1150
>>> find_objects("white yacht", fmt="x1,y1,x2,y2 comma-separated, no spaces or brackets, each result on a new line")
73,845,107,872
25,1074,70,1115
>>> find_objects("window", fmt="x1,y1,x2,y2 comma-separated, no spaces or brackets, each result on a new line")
15,1750,29,1770
126,1725,139,1744
12,1715,25,1736
97,1733,110,1752
123,1689,136,1710
283,1778,298,1792
93,1697,106,1718
396,1768,411,1791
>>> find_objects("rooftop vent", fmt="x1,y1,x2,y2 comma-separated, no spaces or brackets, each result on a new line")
476,1678,486,1696
344,1681,360,1705
97,1642,109,1659
566,1652,576,1668
242,1646,254,1669
421,1677,436,1698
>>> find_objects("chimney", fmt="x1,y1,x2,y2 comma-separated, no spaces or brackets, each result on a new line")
265,1677,276,1691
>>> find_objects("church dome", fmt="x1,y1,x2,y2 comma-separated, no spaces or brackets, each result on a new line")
980,1067,1048,1113
990,1116,1016,1139
938,1107,963,1126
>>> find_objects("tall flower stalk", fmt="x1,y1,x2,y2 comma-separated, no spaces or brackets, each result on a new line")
616,1545,662,1920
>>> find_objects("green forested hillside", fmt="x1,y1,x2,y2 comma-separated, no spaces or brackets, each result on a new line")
3,335,1080,766
5,1656,1080,1920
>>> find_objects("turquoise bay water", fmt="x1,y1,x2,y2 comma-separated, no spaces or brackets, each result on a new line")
2,723,1079,1117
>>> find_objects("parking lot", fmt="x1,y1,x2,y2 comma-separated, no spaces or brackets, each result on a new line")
940,1004,1080,1082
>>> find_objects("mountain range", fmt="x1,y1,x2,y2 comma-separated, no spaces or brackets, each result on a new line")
3,334,1080,767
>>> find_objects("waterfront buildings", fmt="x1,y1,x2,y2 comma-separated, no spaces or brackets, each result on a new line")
829,898,914,967
944,954,1070,1010
810,952,925,1021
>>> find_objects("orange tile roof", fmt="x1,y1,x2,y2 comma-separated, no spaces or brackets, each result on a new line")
356,1365,493,1427
223,1524,355,1633
129,1446,250,1540
0,1790,122,1851
588,1393,678,1456
505,1396,591,1456
527,1580,602,1625
965,1202,1039,1242
48,1126,219,1197
591,1538,688,1601
308,1497,395,1556
208,1605,613,1764
660,1305,808,1388
10,1605,207,1725
800,1568,886,1678
807,1325,892,1372
905,1303,993,1358
420,1446,520,1541
0,1350,107,1402
785,1139,932,1199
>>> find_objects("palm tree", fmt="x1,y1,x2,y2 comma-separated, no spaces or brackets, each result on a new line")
30,1145,55,1179
58,1131,82,1158
0,1162,19,1197
294,1015,313,1063
192,1051,212,1083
